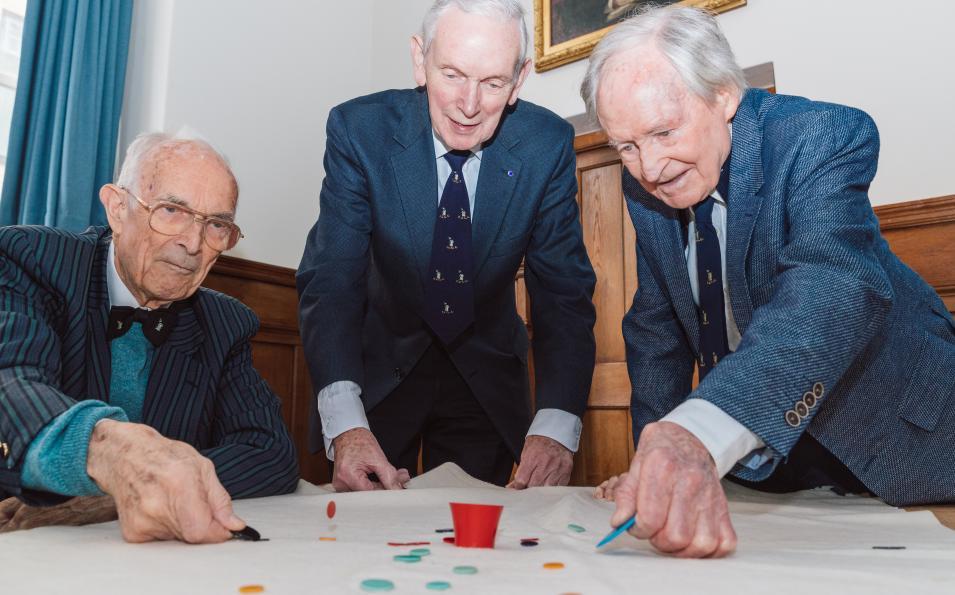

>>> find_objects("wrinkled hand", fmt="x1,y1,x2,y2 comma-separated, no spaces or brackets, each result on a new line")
87,419,245,544
331,428,410,492
507,435,573,489
593,473,629,502
0,495,117,533
611,421,736,558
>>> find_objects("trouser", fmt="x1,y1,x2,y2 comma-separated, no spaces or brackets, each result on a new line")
367,343,515,486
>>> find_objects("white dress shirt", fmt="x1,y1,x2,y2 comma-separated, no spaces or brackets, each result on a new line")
316,130,583,460
659,188,771,478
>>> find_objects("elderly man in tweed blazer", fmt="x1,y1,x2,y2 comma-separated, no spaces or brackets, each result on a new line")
584,6,955,558
0,133,298,543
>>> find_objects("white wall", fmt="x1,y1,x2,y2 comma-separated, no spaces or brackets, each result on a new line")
121,0,955,267
518,0,955,205
121,0,376,267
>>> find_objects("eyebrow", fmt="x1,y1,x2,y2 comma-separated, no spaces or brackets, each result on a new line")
158,194,236,222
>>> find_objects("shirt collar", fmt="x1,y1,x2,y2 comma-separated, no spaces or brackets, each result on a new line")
432,129,483,163
107,240,146,309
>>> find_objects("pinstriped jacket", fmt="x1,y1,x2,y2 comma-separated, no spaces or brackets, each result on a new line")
623,89,955,507
0,225,298,504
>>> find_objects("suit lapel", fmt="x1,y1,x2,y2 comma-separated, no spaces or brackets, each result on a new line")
142,300,207,437
391,90,440,287
85,234,112,399
655,212,701,352
724,89,766,332
472,133,522,276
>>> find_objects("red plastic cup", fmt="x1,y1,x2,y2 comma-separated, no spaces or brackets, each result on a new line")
449,502,503,548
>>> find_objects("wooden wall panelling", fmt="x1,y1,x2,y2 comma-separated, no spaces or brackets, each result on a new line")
875,195,955,314
203,256,331,485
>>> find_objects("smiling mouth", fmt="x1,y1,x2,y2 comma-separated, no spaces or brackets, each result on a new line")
658,170,688,191
449,117,479,131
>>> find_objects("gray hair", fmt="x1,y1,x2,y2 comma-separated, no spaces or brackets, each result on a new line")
421,0,528,79
116,132,239,203
581,5,746,116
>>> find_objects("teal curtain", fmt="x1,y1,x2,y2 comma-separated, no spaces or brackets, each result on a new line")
0,0,133,230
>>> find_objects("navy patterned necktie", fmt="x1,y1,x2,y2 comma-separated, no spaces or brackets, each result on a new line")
423,150,474,345
694,160,731,380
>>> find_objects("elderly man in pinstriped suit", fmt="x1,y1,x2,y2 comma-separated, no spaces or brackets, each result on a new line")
586,7,955,558
0,133,298,542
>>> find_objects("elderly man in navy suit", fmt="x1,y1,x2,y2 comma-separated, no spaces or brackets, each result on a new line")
0,134,298,542
585,6,955,558
297,0,596,491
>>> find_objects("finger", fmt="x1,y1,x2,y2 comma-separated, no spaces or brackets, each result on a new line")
373,463,404,490
710,508,738,558
610,460,642,528
343,466,378,492
508,455,536,489
631,458,673,539
654,489,700,555
396,468,411,486
525,458,551,487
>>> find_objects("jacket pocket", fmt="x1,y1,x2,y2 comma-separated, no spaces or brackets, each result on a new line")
897,330,955,431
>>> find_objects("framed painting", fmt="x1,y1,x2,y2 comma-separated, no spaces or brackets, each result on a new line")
534,0,746,73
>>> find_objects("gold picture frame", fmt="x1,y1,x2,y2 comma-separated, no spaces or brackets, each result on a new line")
534,0,746,73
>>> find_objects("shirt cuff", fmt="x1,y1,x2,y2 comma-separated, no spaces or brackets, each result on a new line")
22,400,129,496
317,380,369,461
526,408,583,453
661,398,765,478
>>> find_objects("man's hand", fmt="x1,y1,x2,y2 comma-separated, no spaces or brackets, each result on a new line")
331,428,410,492
610,421,736,558
507,435,573,489
593,473,629,502
86,419,245,544
0,495,117,533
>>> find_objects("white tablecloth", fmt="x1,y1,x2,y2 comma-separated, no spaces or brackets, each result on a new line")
4,463,954,594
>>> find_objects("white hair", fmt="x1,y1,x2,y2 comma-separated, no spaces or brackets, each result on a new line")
116,132,238,202
421,0,528,79
581,5,746,116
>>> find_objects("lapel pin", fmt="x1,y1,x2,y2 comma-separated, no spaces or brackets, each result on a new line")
506,170,514,177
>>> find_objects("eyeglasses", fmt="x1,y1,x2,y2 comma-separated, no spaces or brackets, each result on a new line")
120,186,243,252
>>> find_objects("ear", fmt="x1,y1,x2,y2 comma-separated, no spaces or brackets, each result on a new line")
716,86,741,122
99,184,128,234
506,58,532,106
411,35,427,87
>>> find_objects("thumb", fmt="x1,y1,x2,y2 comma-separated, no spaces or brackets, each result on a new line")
206,474,244,532
507,461,532,490
610,462,640,528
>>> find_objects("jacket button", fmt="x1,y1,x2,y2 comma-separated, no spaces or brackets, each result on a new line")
785,411,801,428
803,391,816,409
0,442,8,458
794,401,809,418
813,382,824,398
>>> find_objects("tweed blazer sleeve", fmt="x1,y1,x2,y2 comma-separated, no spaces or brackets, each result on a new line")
694,107,891,478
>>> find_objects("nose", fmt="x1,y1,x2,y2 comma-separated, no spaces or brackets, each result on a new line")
178,217,205,255
459,81,481,119
638,144,665,183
